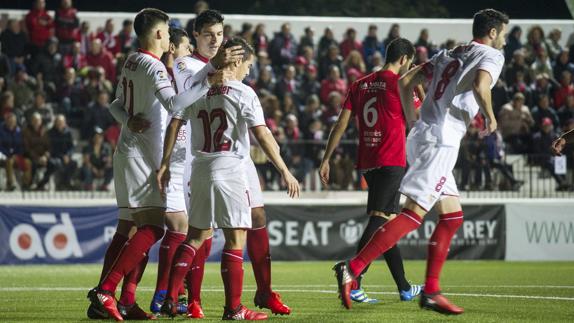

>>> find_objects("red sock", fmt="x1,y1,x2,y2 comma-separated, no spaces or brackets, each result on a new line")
221,249,244,309
167,243,197,301
187,237,212,303
100,225,164,293
349,209,422,277
155,230,187,292
99,233,129,284
247,227,271,294
119,255,149,305
425,211,463,294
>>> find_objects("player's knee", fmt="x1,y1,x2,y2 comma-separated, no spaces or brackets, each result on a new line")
439,211,464,231
142,224,166,242
251,207,267,228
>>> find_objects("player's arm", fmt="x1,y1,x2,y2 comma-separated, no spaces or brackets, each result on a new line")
108,98,151,133
251,125,300,198
399,65,428,129
552,128,574,156
157,117,185,197
473,70,497,135
318,108,352,186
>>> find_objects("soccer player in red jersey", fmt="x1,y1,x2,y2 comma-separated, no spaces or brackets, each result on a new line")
333,9,509,315
319,38,422,306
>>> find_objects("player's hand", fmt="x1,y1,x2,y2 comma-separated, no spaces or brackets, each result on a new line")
480,118,497,137
319,162,330,187
282,170,300,198
551,137,566,156
128,113,151,133
211,45,245,69
156,164,171,199
207,69,235,86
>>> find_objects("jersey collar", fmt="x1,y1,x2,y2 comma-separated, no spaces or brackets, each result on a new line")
138,48,161,61
192,51,210,63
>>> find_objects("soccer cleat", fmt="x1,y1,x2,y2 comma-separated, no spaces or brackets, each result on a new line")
400,284,424,301
222,304,268,320
420,291,464,315
159,298,178,318
350,289,380,304
254,291,291,315
118,302,157,320
187,300,205,319
87,287,109,319
149,290,166,314
94,289,124,321
332,261,355,309
177,295,188,315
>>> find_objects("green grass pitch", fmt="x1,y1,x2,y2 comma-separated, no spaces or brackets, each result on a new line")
1,261,573,322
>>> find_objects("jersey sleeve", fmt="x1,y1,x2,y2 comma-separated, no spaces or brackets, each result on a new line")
477,51,505,88
151,61,173,93
242,91,266,128
173,57,192,92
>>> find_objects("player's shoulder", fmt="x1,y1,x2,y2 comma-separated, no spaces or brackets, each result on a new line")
175,55,204,74
469,42,504,60
227,80,257,99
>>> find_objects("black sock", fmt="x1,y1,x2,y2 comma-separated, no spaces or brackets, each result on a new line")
355,215,411,292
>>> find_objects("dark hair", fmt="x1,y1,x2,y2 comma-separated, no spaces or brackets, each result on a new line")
123,19,133,28
134,8,169,38
223,37,254,62
384,38,415,63
169,27,189,47
472,9,509,39
194,9,224,33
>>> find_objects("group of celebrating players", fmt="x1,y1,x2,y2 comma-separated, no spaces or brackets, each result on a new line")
84,5,554,321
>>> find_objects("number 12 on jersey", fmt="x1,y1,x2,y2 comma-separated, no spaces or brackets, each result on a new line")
197,108,230,152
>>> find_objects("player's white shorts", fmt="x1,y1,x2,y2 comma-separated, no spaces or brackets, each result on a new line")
113,152,165,220
188,168,252,229
399,137,459,211
244,158,264,208
166,165,186,213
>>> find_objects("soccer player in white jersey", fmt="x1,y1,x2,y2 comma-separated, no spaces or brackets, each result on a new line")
333,9,508,315
171,10,292,317
89,8,244,321
148,27,193,316
157,37,300,320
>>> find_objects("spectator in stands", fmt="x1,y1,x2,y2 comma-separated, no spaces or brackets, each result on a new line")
492,78,510,116
104,121,120,150
414,28,432,53
255,64,275,97
78,21,95,55
55,67,84,124
531,47,553,80
293,56,308,81
303,118,325,171
275,64,299,102
524,25,547,64
82,90,114,140
185,0,209,46
346,67,362,87
553,50,574,81
29,37,62,88
506,49,533,86
87,38,116,82
545,28,563,61
340,28,362,59
23,112,52,190
48,114,76,190
532,117,570,191
484,130,523,191
362,24,383,66
319,45,344,81
321,91,343,125
498,92,535,153
531,73,556,106
300,64,321,100
8,65,37,111
301,45,316,67
1,19,28,69
238,22,254,45
223,24,233,42
269,23,298,72
25,0,55,55
115,19,135,56
298,27,315,54
554,70,574,109
508,70,533,107
532,94,560,132
282,93,299,117
343,50,366,77
25,91,54,129
55,0,79,53
414,46,429,65
317,27,338,60
504,26,523,62
299,94,322,135
558,94,574,127
253,23,268,54
62,41,87,70
320,66,346,104
459,119,487,190
80,126,113,191
369,51,384,71
97,19,118,56
0,112,32,190
383,23,400,49
83,66,112,102
0,91,15,120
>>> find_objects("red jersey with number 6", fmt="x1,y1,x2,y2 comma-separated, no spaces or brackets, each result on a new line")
343,70,419,170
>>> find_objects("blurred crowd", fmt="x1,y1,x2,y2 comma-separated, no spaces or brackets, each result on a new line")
1,0,574,192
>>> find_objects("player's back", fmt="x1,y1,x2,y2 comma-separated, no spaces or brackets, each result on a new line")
417,42,504,145
116,50,171,164
184,80,265,179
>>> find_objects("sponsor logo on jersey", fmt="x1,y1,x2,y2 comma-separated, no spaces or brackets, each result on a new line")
156,70,167,80
360,81,386,91
177,61,186,71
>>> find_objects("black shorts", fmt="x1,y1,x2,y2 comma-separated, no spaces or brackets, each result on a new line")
363,166,405,214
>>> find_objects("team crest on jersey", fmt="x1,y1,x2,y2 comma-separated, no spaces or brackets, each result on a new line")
177,61,186,71
360,81,386,91
156,70,167,80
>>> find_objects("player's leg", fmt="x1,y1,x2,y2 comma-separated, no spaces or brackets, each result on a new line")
221,228,267,321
